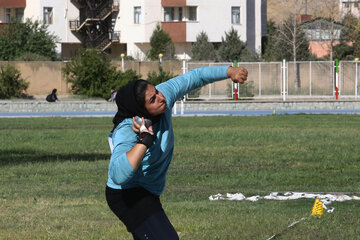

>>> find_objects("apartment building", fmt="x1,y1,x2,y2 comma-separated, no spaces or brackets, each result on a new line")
0,0,80,57
340,0,360,17
0,0,267,60
119,0,267,60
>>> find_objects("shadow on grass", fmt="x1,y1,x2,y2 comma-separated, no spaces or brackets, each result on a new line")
0,149,110,166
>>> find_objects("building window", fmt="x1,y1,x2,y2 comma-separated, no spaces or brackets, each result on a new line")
164,7,174,22
344,3,350,8
134,6,141,24
43,7,53,24
6,8,11,23
189,6,197,21
16,8,24,22
178,7,183,21
232,7,240,24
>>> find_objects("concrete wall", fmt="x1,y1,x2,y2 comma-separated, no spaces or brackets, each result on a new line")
0,61,183,95
0,61,69,95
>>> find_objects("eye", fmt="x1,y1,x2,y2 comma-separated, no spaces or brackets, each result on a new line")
156,89,159,95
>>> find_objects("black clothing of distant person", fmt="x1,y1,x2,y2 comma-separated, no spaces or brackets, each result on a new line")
46,88,58,102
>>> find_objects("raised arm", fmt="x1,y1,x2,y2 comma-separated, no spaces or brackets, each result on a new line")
156,66,248,108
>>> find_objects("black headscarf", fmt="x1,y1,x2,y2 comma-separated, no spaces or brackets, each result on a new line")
112,80,161,131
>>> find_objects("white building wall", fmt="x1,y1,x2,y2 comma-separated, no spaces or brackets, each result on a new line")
186,0,247,43
116,0,162,59
174,42,192,60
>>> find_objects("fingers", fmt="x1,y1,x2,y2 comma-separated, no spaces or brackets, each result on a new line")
233,67,248,84
132,117,154,135
148,125,154,135
141,117,145,126
131,125,140,133
132,117,141,128
132,117,140,133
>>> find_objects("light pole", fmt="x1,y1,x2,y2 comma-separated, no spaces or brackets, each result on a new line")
159,53,163,66
121,53,125,72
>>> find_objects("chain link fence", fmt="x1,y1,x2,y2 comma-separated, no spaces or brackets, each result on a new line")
185,61,360,100
340,61,360,97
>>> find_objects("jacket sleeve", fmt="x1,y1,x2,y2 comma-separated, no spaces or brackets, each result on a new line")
108,121,137,185
156,66,229,108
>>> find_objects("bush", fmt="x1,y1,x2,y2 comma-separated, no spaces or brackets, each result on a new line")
331,42,354,60
15,52,52,61
147,65,176,86
227,81,255,98
63,48,141,99
0,64,29,99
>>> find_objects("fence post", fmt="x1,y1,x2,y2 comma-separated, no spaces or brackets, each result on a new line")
355,59,358,98
309,61,312,96
282,59,287,101
259,62,262,97
336,59,339,100
234,60,238,100
182,60,187,103
180,100,184,115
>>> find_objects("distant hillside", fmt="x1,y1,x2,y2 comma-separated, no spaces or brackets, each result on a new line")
267,0,340,23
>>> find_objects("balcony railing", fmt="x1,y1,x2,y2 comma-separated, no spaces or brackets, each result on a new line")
110,31,120,41
69,20,80,30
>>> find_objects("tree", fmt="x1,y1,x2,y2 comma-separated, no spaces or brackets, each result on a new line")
263,20,281,61
0,18,58,61
269,0,309,89
0,64,29,99
310,0,344,61
278,17,312,88
63,48,140,99
148,24,175,60
191,31,216,61
217,28,256,62
342,14,360,58
275,17,311,61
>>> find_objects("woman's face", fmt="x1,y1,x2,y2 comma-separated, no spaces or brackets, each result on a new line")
144,84,167,116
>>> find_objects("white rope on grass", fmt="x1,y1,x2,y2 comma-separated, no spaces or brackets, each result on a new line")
209,192,360,240
209,192,360,213
210,191,360,203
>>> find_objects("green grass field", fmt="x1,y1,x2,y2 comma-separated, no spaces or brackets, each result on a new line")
0,115,359,240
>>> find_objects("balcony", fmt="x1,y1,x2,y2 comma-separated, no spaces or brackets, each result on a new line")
161,22,186,42
69,20,80,31
110,31,120,42
0,0,26,8
161,0,186,7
